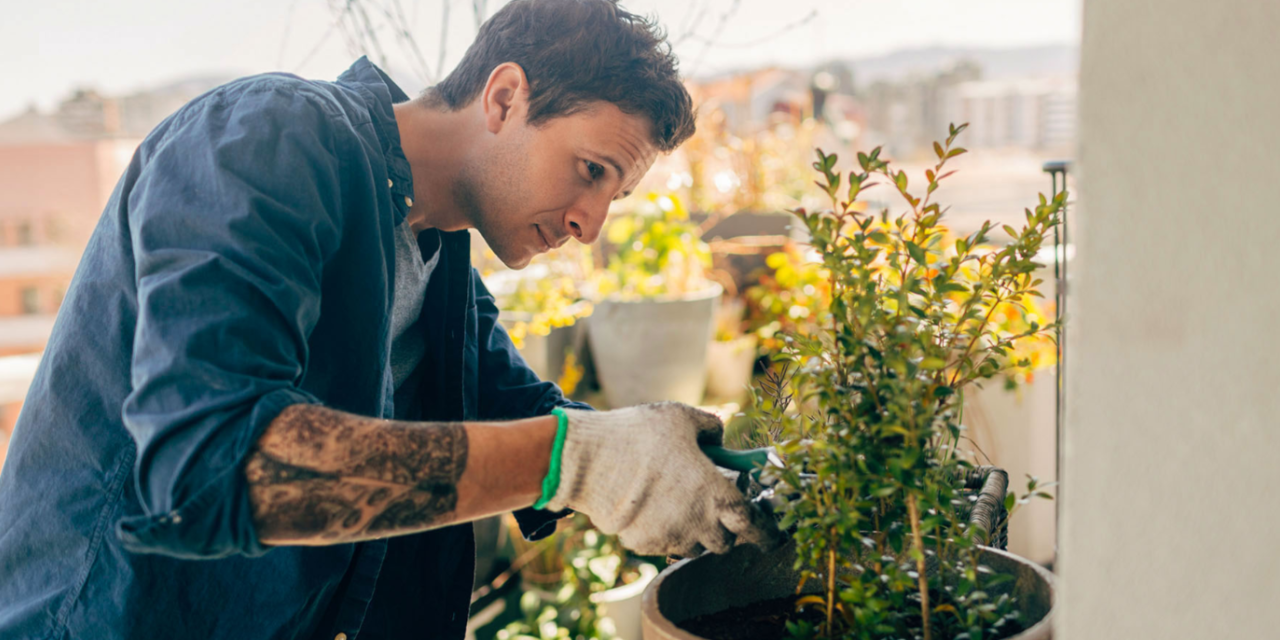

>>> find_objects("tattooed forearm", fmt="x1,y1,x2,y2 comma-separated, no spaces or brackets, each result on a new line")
246,404,469,545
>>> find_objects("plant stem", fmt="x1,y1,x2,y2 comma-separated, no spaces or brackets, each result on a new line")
826,540,837,638
908,495,931,640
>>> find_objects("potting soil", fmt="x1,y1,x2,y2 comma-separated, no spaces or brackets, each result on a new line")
677,594,1030,640
676,596,823,640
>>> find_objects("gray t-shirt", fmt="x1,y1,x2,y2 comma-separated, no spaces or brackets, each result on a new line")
389,220,439,418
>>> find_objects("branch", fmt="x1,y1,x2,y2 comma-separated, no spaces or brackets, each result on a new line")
680,10,817,50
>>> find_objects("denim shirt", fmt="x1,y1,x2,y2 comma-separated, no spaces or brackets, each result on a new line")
0,57,585,640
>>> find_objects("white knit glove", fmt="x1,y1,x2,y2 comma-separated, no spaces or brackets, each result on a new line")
546,403,783,557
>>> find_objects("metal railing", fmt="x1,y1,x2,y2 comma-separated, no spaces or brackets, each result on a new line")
1042,160,1070,562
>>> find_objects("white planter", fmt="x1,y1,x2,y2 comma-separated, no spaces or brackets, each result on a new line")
704,335,758,403
587,284,722,408
592,563,659,640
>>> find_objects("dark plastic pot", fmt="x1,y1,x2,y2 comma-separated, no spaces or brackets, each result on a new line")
641,542,1054,640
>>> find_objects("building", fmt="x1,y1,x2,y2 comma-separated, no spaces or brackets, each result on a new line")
939,77,1078,154
0,76,222,470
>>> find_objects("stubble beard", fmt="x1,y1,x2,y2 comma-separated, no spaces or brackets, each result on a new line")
453,151,533,269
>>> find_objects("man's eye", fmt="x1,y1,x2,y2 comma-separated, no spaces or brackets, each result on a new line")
585,161,605,180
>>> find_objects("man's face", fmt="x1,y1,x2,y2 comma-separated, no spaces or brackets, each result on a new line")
456,101,659,269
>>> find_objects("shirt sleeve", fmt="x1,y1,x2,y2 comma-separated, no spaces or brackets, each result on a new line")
114,79,349,559
470,270,591,540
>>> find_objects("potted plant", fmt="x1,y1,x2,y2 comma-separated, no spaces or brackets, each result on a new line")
703,296,758,404
499,514,660,640
587,193,721,408
642,124,1065,640
487,243,595,391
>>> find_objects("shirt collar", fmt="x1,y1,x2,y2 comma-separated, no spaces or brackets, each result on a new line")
337,56,415,226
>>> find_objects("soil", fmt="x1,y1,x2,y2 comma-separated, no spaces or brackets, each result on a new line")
676,595,1030,640
676,596,824,640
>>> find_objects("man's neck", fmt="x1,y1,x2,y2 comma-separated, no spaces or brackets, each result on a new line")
393,100,483,233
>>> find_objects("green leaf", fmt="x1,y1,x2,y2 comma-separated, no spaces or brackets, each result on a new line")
905,240,927,265
920,357,946,370
847,172,862,201
947,147,968,159
1003,492,1016,513
934,141,945,159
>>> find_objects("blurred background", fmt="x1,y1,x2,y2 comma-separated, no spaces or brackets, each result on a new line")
0,2,1080,636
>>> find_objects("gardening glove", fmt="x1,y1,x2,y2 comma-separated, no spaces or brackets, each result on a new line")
546,403,784,557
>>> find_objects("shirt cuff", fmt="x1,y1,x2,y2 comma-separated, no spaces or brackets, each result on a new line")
116,388,315,559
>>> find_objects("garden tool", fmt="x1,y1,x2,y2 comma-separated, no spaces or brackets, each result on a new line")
700,445,812,521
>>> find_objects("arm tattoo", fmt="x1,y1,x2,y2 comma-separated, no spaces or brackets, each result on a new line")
245,404,469,545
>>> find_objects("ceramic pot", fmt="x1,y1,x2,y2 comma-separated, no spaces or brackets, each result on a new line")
586,284,722,407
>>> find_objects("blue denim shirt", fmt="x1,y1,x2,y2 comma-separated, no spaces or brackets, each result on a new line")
0,57,585,640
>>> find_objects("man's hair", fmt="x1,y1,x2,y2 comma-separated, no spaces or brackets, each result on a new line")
425,0,695,152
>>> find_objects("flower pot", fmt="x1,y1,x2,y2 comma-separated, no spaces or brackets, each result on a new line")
586,283,722,407
704,334,758,403
592,562,660,640
523,563,660,640
498,311,583,384
641,543,1053,640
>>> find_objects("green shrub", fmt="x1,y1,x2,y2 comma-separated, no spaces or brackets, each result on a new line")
759,124,1064,640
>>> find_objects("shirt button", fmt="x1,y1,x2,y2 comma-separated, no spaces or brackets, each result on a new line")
404,196,414,208
387,178,394,188
335,634,348,640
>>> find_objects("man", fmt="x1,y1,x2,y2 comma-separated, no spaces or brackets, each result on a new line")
0,0,780,638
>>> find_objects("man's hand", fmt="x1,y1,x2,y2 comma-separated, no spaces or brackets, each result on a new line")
547,403,783,557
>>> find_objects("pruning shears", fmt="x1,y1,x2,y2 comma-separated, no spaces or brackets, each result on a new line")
700,445,812,518
700,445,782,481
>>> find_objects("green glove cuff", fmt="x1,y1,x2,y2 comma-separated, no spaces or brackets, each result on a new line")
533,407,570,510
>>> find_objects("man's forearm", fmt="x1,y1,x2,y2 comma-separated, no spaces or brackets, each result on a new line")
247,404,555,546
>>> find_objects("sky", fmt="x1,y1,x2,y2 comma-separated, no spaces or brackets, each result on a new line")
3,0,1081,121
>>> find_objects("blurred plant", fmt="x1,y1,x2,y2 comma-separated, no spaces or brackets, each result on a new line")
742,243,831,352
556,352,586,397
498,514,645,640
755,124,1064,640
502,278,593,350
594,193,711,300
489,242,595,350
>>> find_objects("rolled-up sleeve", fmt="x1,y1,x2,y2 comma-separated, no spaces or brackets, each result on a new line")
114,80,348,559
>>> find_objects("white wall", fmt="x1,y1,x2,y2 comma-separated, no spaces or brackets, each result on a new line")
1062,1,1280,638
966,373,1057,566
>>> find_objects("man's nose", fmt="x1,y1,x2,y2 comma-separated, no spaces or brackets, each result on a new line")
563,193,611,245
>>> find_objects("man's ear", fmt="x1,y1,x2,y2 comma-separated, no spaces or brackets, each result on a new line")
482,62,529,135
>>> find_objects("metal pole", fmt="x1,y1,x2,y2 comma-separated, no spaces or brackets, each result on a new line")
1042,160,1069,567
